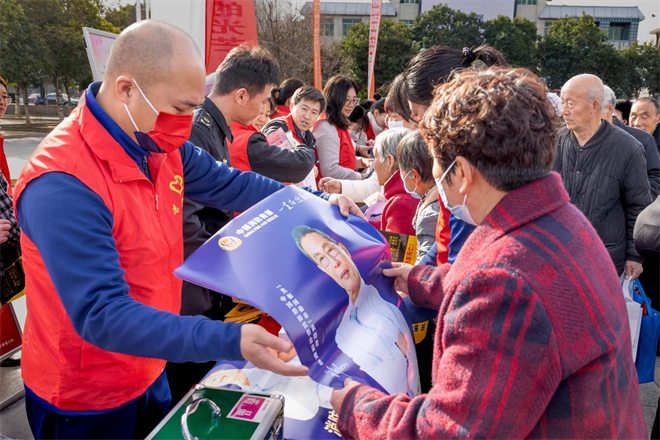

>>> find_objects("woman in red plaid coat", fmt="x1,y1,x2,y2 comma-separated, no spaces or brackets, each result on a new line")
330,68,648,439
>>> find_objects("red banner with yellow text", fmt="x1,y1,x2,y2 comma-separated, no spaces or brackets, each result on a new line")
367,0,382,99
313,0,322,91
205,0,258,76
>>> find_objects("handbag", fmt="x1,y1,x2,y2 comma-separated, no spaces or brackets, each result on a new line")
631,279,660,384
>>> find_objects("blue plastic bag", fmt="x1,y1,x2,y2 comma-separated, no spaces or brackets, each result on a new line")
632,279,660,384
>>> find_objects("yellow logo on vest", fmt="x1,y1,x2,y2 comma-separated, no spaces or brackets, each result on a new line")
169,175,184,195
218,236,242,251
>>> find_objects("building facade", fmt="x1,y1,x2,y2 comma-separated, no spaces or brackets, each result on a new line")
515,1,645,49
420,0,515,21
301,0,421,42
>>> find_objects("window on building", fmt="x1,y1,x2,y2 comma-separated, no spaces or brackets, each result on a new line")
322,19,334,37
608,23,630,41
401,19,414,27
516,0,537,5
401,0,419,3
544,21,552,35
343,18,362,36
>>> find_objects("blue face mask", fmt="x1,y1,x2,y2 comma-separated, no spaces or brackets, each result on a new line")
435,159,477,226
401,170,422,200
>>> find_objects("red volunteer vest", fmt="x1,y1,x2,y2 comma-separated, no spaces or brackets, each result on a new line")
14,95,185,411
271,105,290,119
269,114,304,145
365,119,376,141
313,118,356,181
227,122,257,172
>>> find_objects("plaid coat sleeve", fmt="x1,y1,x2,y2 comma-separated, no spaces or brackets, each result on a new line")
407,263,451,310
0,173,19,248
337,266,562,439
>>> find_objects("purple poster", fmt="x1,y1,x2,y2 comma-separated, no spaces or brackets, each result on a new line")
176,185,418,401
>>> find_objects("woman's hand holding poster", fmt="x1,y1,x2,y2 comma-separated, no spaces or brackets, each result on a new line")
175,186,419,437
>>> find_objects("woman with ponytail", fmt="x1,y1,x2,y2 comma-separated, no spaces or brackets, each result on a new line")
271,78,304,119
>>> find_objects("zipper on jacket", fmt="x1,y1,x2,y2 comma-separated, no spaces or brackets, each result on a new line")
155,194,159,211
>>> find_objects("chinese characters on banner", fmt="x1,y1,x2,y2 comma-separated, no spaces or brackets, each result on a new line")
0,303,22,361
367,0,383,99
312,0,322,90
204,0,258,75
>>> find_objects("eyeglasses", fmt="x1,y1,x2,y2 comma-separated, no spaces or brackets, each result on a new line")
344,97,360,106
316,245,340,268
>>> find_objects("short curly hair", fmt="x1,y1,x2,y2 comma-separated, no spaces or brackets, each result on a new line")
421,68,560,192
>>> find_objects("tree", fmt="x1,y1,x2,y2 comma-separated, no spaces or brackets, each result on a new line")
20,0,119,120
411,4,484,51
104,1,147,31
536,15,623,91
0,0,48,125
483,16,537,69
257,0,313,84
342,19,418,90
621,42,660,98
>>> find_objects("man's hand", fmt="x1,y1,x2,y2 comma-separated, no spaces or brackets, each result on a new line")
0,219,11,245
624,260,643,280
383,262,413,294
240,324,308,377
330,378,361,413
319,177,341,194
328,194,366,220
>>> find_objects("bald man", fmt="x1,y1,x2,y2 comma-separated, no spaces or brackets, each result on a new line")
553,74,651,280
14,21,360,439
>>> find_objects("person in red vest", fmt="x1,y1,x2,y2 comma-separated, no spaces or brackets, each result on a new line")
264,86,324,152
14,21,361,439
251,95,275,131
270,78,304,119
351,97,386,143
372,128,416,236
313,75,370,181
226,87,317,184
0,76,12,195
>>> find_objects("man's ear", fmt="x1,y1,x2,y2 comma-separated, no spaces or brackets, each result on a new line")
115,76,134,105
234,88,248,105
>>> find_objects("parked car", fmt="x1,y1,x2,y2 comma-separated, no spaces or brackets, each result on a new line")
44,93,79,107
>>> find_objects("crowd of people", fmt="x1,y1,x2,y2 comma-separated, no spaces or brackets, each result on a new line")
0,18,658,439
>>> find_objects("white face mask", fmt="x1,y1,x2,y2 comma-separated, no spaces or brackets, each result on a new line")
435,159,477,226
401,170,422,200
388,119,405,129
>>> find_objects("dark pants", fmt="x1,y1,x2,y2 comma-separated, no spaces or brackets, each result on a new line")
25,371,171,439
